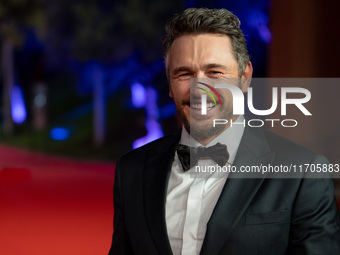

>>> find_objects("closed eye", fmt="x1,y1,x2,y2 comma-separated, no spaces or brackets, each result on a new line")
179,73,190,77
207,71,223,78
177,72,194,81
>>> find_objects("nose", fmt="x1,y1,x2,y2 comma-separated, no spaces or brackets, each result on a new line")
196,71,209,79
190,73,214,97
190,79,207,98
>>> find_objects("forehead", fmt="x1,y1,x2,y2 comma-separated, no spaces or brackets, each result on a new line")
167,34,236,68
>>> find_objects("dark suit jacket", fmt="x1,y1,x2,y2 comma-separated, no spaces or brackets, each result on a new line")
108,126,340,255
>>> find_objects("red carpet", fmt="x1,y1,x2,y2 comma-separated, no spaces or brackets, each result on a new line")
1,144,339,254
0,144,115,255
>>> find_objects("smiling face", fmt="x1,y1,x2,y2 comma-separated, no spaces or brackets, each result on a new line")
167,33,252,145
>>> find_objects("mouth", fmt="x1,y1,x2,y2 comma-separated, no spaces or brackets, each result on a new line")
190,102,217,111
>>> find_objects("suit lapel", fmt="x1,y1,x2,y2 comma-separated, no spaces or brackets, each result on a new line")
143,132,180,255
200,127,275,255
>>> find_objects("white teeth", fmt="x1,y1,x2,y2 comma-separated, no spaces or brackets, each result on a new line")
191,104,202,109
191,103,216,110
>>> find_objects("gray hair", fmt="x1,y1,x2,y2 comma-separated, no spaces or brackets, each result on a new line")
162,8,250,76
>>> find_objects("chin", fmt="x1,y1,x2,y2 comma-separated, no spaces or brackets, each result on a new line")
189,121,226,140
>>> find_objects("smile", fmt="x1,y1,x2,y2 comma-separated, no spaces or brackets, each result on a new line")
190,102,217,110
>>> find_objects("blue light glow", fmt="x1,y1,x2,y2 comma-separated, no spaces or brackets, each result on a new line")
132,120,163,149
131,82,146,108
50,127,71,141
159,102,176,119
132,86,163,149
11,85,27,124
247,10,272,43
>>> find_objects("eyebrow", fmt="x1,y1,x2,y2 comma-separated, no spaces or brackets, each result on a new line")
171,63,230,75
203,63,230,71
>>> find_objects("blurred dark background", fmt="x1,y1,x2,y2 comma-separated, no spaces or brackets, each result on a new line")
0,0,339,163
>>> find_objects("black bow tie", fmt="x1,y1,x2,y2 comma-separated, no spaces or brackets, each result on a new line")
176,143,229,171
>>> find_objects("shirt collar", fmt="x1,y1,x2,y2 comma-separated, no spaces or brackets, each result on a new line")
179,115,245,164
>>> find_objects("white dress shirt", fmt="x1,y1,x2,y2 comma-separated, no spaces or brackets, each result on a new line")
165,116,245,255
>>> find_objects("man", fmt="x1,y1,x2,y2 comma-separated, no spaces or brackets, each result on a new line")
108,8,340,255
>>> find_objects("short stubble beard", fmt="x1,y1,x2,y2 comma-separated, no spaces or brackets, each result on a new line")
176,97,233,141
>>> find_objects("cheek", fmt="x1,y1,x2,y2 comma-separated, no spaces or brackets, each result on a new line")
169,88,173,98
217,92,233,108
170,82,190,100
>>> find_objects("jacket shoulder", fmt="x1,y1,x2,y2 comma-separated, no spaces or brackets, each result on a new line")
261,128,327,163
118,132,180,165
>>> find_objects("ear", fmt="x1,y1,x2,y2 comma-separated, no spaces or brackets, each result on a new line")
240,61,253,93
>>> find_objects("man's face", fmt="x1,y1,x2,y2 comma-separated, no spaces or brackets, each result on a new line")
167,34,252,143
